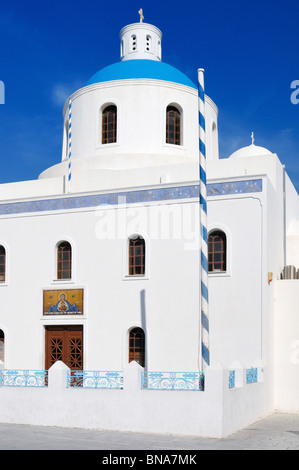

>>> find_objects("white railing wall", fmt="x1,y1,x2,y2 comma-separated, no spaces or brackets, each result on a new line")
0,360,270,438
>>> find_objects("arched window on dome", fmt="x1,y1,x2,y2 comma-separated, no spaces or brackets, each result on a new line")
208,230,227,272
102,105,117,144
128,235,145,276
0,245,6,282
166,105,181,145
129,327,145,367
57,241,72,280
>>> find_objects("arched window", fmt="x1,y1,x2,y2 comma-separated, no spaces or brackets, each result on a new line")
166,105,181,145
0,245,5,282
208,230,227,272
129,327,145,367
0,330,4,363
129,236,145,275
102,105,117,144
57,241,72,279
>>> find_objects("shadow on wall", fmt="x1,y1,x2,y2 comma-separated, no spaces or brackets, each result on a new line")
140,289,147,370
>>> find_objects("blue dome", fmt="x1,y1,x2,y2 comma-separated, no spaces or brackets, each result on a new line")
85,60,197,89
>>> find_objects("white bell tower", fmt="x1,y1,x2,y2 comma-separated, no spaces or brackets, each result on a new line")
120,9,162,61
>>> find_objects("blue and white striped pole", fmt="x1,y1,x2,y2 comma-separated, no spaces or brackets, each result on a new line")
198,68,210,369
67,98,72,192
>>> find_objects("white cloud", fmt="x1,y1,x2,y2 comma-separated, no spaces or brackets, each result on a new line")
51,80,85,107
51,84,72,107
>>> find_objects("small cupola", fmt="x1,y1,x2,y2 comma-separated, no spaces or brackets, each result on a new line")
229,133,272,159
120,9,162,61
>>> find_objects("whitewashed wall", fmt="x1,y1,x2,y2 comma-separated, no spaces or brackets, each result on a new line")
0,195,201,372
208,195,264,367
275,280,299,412
0,360,270,438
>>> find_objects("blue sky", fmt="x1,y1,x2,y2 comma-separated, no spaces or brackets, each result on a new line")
0,0,298,192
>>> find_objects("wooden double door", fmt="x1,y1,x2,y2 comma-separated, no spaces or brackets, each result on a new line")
45,326,83,371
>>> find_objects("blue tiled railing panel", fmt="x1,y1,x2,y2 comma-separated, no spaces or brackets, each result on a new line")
141,371,204,391
0,369,48,387
246,368,258,384
67,370,123,389
229,370,236,389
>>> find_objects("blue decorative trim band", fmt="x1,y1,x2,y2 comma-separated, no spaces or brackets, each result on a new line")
141,371,204,391
0,180,263,217
208,179,262,196
0,185,199,216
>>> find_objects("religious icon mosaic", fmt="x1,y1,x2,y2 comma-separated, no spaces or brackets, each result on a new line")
43,289,83,315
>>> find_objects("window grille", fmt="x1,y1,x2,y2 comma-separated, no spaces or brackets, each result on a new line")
166,105,181,145
0,330,4,363
57,241,72,279
0,246,5,282
208,230,227,272
102,105,117,144
129,236,145,275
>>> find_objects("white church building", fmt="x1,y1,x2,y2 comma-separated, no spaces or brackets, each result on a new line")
0,13,298,438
